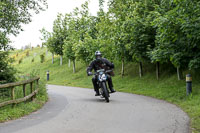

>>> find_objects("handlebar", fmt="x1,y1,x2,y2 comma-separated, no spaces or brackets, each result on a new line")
88,69,113,76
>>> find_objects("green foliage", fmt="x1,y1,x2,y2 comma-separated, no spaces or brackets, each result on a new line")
26,50,29,57
18,58,23,64
31,58,34,63
41,0,200,72
0,51,16,83
149,0,200,70
12,46,200,132
7,0,200,131
0,78,47,122
0,0,47,50
40,53,45,63
0,0,47,85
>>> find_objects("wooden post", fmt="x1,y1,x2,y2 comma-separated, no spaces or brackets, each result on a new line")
11,87,15,107
139,62,143,78
23,84,26,97
35,79,39,99
30,82,33,101
36,79,39,87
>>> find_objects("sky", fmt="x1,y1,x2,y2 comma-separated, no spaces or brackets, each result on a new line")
10,0,107,49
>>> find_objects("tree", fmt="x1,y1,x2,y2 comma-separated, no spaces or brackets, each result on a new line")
51,13,67,65
71,2,99,65
63,13,77,72
0,0,47,39
124,1,156,78
40,28,55,64
108,0,137,77
0,0,47,83
149,0,200,80
95,10,115,61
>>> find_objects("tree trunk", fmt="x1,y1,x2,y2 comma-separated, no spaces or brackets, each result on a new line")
68,59,71,67
139,62,143,78
60,55,63,66
121,58,124,77
52,53,54,64
177,67,183,80
73,60,76,73
156,62,160,80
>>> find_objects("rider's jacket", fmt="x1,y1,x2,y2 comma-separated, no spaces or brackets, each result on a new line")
87,58,114,73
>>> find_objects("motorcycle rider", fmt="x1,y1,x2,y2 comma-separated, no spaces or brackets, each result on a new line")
87,51,116,96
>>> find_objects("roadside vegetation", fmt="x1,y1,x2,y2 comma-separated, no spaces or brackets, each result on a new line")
9,47,200,132
0,79,47,122
0,49,48,122
1,0,200,132
0,0,48,123
38,1,200,131
0,63,47,122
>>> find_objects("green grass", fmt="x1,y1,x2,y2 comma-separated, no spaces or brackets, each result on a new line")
5,47,200,132
0,79,48,122
0,48,48,122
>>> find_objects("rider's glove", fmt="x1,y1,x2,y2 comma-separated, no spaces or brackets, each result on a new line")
88,71,92,76
111,63,115,68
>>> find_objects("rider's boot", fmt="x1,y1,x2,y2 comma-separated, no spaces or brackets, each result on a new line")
95,91,100,96
110,87,116,93
95,88,100,96
95,93,100,96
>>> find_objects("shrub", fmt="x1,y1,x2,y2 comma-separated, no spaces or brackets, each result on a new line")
0,51,16,83
18,58,23,64
26,50,29,57
31,58,34,63
40,54,45,63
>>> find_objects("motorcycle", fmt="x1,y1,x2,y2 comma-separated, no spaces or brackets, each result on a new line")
91,69,113,103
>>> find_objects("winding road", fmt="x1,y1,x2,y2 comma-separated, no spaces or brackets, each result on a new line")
0,85,190,133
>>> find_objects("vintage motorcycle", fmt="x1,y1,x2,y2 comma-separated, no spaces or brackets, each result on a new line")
92,69,113,103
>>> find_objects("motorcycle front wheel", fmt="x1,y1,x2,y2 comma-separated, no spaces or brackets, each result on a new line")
102,82,109,103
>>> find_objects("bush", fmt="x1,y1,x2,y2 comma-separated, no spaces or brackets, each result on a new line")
18,58,23,64
0,51,16,83
26,50,29,57
31,58,34,63
40,54,45,63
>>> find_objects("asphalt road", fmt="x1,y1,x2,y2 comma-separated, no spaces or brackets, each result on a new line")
0,85,190,133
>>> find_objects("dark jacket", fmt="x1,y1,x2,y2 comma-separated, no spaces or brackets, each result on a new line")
87,58,114,73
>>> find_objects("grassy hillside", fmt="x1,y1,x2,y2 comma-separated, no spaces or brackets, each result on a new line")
10,47,200,132
0,47,48,122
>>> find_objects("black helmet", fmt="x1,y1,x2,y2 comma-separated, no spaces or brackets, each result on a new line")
95,51,102,60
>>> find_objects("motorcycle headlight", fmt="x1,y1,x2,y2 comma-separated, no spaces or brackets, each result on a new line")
102,74,107,80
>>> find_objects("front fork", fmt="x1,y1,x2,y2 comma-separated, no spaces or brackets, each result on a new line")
99,81,108,96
